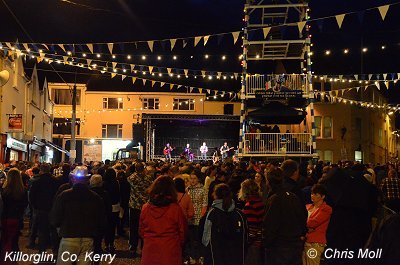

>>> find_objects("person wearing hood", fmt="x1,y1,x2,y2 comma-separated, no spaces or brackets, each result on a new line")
139,176,187,265
201,183,247,265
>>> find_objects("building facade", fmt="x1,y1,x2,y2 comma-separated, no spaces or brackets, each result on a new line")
0,53,55,163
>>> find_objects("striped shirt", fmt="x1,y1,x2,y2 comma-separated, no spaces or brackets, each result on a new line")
242,196,265,246
380,177,400,201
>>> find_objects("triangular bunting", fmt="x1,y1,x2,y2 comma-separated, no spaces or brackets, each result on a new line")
234,73,238,79
111,73,116,78
22,43,29,51
335,14,346,29
194,37,202,47
130,64,135,72
376,82,380,90
86,59,92,66
207,89,210,94
87,44,94,53
58,44,66,52
148,66,153,74
151,81,156,87
183,40,188,48
160,82,165,87
112,62,117,69
339,75,343,80
204,35,210,46
122,75,126,81
63,56,68,63
132,77,137,84
364,86,368,91
170,84,174,90
142,79,146,86
356,87,360,92
368,74,372,80
263,27,271,38
378,5,390,21
170,39,177,51
167,68,172,74
384,81,389,89
383,73,387,80
354,75,358,80
5,42,12,50
297,21,306,33
107,43,114,54
217,72,222,78
201,71,206,77
147,41,154,52
199,88,203,94
190,87,194,93
43,44,49,50
232,31,240,44
184,69,189,76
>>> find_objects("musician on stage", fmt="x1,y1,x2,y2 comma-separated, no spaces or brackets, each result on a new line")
163,143,173,161
199,142,208,161
184,144,194,162
220,142,230,161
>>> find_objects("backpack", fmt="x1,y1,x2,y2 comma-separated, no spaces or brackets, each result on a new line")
209,207,247,241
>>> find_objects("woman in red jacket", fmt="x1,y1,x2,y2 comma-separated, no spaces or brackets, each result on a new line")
139,176,188,265
303,184,332,265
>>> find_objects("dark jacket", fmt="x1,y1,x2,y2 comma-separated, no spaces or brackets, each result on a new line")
283,176,305,205
55,172,70,188
51,183,106,238
1,190,28,219
91,186,112,215
29,173,59,211
263,189,307,249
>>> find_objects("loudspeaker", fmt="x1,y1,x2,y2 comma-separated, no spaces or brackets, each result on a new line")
224,104,234,115
0,70,10,87
132,124,144,145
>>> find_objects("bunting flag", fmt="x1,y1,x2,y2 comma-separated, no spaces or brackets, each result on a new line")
170,84,174,90
234,73,238,79
121,75,126,81
201,71,206,77
199,88,203,94
364,86,368,91
385,81,389,89
190,87,194,93
43,44,49,50
86,59,92,66
378,5,390,20
112,62,117,69
39,52,45,59
354,75,358,80
87,44,94,53
107,43,113,54
204,35,210,46
263,27,271,38
170,39,177,51
339,75,343,80
148,66,153,74
22,43,29,51
217,72,222,78
160,82,165,87
111,73,116,78
383,73,387,80
167,68,172,74
147,41,154,52
368,74,372,80
62,56,68,63
151,81,156,87
183,40,188,48
376,82,380,90
142,79,146,86
297,21,306,33
130,64,135,72
132,77,137,84
184,69,189,76
335,14,346,29
207,89,210,94
5,42,12,50
356,87,360,92
232,31,240,44
194,37,202,47
58,44,66,52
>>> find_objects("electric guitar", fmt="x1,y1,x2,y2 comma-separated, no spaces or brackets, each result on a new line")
220,147,234,155
163,147,174,155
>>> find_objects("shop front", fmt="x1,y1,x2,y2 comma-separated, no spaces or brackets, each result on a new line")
6,137,27,162
29,139,45,163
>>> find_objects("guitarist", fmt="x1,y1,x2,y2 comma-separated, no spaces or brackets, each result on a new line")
220,142,231,161
163,143,173,161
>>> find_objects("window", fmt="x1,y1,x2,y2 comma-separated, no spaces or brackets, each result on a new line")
51,88,81,105
53,118,81,135
355,151,362,162
173,98,195,111
102,124,123,138
315,116,321,137
324,150,333,163
378,128,383,146
323,116,333,138
103,98,123,109
142,98,159,110
31,115,35,133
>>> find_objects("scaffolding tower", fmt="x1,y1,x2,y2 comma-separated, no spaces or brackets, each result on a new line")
238,0,316,158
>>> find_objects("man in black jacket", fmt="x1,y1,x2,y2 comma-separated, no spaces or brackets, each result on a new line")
51,166,107,265
263,168,307,265
281,159,306,205
29,163,59,252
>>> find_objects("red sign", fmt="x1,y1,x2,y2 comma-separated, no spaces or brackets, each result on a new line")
8,114,23,131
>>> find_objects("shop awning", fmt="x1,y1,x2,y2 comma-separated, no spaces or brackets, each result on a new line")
41,140,70,156
247,101,307,124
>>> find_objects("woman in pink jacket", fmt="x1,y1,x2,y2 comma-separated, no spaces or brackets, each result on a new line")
139,176,188,265
303,184,332,265
174,177,195,221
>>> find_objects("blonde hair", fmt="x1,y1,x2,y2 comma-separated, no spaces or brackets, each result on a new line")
3,168,25,198
238,179,260,201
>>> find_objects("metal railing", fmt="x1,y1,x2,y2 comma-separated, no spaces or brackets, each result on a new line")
244,133,312,155
246,74,306,95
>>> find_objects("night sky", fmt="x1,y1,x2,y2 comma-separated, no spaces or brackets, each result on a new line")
1,0,399,101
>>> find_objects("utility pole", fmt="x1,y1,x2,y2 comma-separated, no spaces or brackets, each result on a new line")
69,84,77,164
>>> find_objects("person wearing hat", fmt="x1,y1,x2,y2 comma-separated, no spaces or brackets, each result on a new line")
51,166,106,265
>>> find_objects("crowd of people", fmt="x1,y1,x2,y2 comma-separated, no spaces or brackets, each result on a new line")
0,158,399,265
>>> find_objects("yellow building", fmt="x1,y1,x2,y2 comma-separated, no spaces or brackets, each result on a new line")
49,82,241,162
